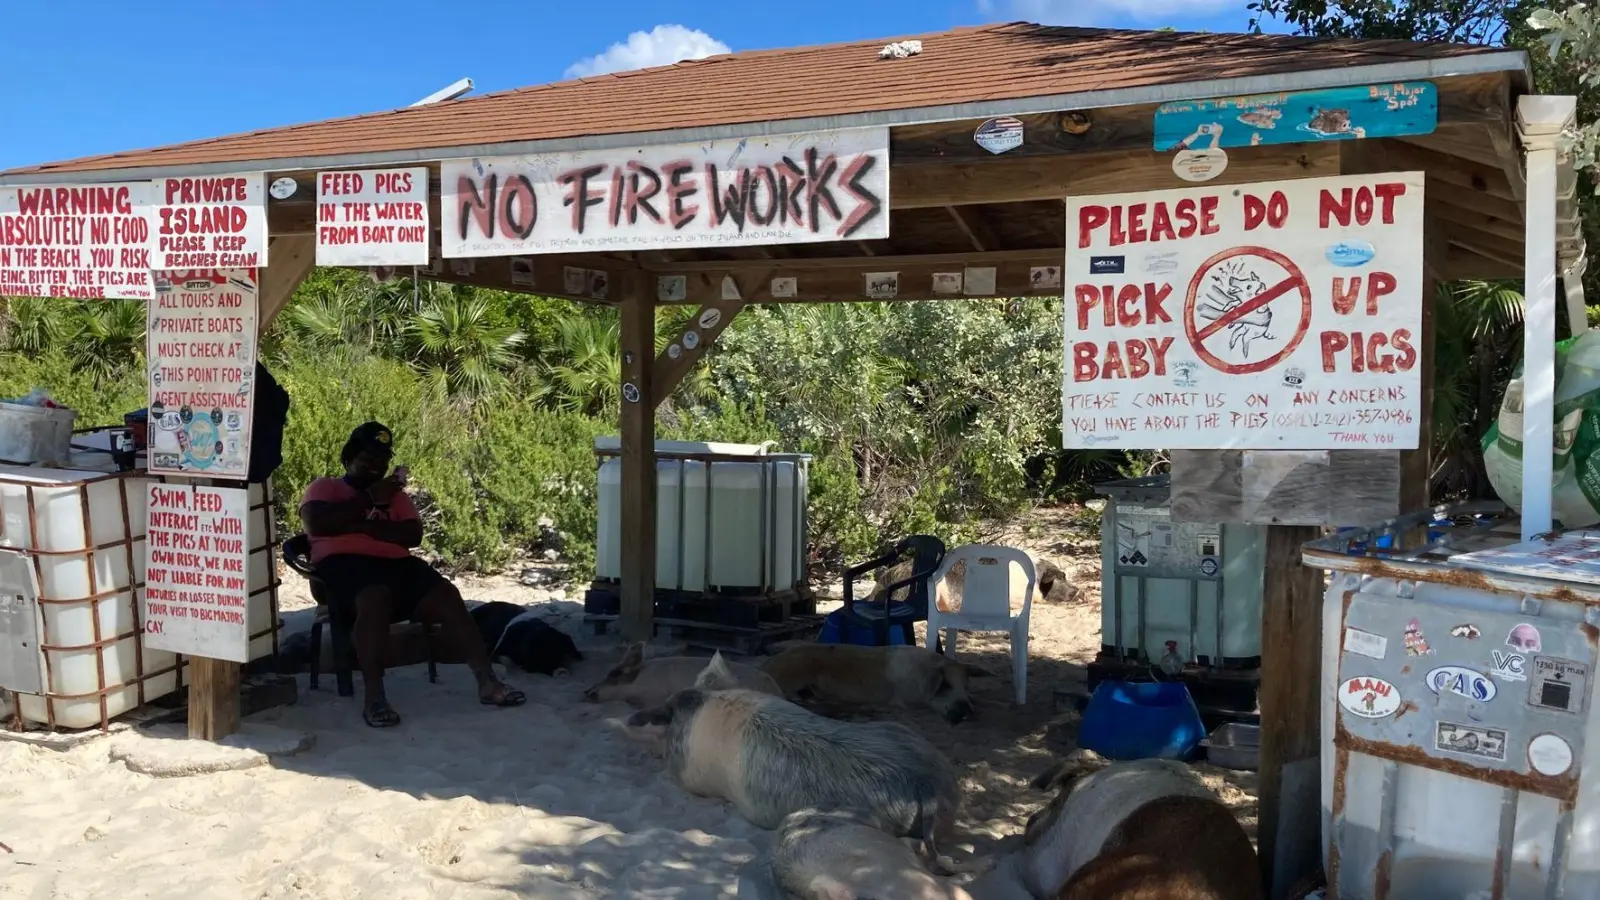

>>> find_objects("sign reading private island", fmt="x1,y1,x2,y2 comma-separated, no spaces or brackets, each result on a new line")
440,127,889,257
0,183,155,299
142,483,252,663
1061,171,1425,450
150,173,269,269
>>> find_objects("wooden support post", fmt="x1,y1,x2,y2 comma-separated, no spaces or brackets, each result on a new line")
187,656,241,740
257,234,316,329
1256,524,1324,899
619,272,657,643
651,274,759,405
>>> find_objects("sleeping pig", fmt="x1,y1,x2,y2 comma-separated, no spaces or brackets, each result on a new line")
623,660,961,862
761,642,987,724
582,641,781,706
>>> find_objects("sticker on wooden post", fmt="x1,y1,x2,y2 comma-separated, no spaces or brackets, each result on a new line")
865,272,899,299
963,266,997,295
1030,266,1062,291
510,258,535,286
622,382,640,404
933,272,962,294
721,275,741,301
771,277,798,299
658,275,687,302
682,330,701,351
973,117,1024,154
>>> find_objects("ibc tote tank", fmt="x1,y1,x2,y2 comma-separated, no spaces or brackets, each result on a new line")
595,438,809,594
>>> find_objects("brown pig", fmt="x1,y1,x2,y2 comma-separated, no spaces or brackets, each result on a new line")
582,642,781,707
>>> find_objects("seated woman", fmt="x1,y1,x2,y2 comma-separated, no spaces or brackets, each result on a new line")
299,421,525,727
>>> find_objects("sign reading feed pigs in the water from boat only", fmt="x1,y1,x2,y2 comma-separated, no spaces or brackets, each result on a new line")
1062,172,1425,450
440,127,889,257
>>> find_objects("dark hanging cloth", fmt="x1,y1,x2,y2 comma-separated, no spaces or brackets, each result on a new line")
248,361,290,484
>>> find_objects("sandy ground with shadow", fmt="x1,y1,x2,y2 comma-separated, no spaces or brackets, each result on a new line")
0,506,1258,899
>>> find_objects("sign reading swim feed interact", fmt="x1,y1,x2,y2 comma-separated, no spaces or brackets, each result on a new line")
1061,172,1425,451
439,127,890,257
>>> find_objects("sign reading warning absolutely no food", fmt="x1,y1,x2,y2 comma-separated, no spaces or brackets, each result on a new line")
1062,172,1424,450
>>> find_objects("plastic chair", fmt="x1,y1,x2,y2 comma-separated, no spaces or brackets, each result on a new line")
927,544,1034,704
835,535,946,646
281,534,438,697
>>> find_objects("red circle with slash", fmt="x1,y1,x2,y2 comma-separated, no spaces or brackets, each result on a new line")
1183,246,1312,375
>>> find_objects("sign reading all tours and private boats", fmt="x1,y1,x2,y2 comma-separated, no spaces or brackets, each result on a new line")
1061,172,1425,451
145,269,258,477
440,127,890,257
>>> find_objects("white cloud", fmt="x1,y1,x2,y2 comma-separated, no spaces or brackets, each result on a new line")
998,0,1237,26
564,25,732,79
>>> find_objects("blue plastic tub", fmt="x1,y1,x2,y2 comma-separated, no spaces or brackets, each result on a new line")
816,607,910,646
1076,680,1206,761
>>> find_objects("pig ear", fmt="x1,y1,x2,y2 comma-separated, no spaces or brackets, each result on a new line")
695,651,740,690
618,642,645,671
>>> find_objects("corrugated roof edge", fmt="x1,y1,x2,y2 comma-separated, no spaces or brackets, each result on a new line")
0,30,1530,186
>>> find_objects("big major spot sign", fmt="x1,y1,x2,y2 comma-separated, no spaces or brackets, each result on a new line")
1062,172,1424,450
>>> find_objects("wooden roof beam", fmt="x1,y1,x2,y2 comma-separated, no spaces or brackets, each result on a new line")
946,206,1000,252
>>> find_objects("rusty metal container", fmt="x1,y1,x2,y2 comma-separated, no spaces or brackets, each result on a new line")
1304,503,1600,900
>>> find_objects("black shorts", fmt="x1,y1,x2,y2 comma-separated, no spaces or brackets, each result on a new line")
313,554,448,623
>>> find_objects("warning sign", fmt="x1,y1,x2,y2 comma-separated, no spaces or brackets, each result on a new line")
142,483,251,663
1063,172,1424,450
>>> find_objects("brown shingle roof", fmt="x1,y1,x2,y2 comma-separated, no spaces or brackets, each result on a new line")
3,23,1521,179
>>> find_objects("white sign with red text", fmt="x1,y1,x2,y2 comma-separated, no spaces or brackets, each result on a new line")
315,168,430,266
146,269,258,477
440,127,889,257
1062,172,1424,450
0,183,155,299
150,173,268,269
142,483,252,663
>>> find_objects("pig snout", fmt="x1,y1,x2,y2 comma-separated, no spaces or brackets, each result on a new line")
623,703,676,742
941,698,975,725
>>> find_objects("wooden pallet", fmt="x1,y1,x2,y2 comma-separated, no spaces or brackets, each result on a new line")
585,613,823,656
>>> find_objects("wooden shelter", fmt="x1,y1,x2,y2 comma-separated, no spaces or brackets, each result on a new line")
1,22,1538,897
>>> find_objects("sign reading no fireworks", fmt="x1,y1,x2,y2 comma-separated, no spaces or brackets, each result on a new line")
1062,172,1425,451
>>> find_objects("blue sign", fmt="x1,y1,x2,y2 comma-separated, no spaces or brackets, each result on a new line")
1153,82,1438,152
1199,557,1219,577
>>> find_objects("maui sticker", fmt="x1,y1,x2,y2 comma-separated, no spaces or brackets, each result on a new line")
1506,623,1542,653
1342,627,1388,661
1339,676,1401,719
1403,619,1433,657
1528,733,1575,776
1435,721,1506,762
1425,665,1497,702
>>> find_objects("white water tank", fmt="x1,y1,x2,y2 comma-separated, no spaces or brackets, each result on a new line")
0,436,278,730
595,438,809,593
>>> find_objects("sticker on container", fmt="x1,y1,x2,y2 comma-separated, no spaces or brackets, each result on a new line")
268,176,299,200
1343,627,1388,661
1435,721,1506,762
622,382,640,404
964,266,998,296
1426,665,1497,702
1029,266,1062,290
1197,534,1219,557
682,330,700,351
1528,656,1589,714
1506,623,1542,653
865,272,899,299
698,307,722,330
771,277,798,299
1199,557,1219,577
932,272,963,294
1338,676,1401,719
1528,733,1575,776
510,257,535,286
973,116,1025,154
1450,624,1481,640
667,343,682,360
563,266,586,295
1173,147,1228,182
1491,649,1527,682
1403,619,1433,657
721,275,741,301
658,275,687,303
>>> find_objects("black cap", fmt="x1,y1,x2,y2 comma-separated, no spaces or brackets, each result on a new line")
347,421,394,457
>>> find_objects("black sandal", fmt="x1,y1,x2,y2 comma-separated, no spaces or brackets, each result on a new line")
480,683,527,707
363,699,402,727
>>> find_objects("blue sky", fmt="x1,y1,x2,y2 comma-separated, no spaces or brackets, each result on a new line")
0,0,1278,171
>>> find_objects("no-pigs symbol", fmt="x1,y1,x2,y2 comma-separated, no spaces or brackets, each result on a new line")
1183,246,1312,375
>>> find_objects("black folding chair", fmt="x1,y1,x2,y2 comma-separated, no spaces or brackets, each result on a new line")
281,534,439,697
837,535,946,646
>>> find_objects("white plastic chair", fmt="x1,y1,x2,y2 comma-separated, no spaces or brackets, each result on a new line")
926,544,1035,705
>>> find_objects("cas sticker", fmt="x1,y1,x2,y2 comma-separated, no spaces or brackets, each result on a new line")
1425,665,1497,702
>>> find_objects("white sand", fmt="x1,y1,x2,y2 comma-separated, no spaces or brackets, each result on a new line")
0,506,1257,899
